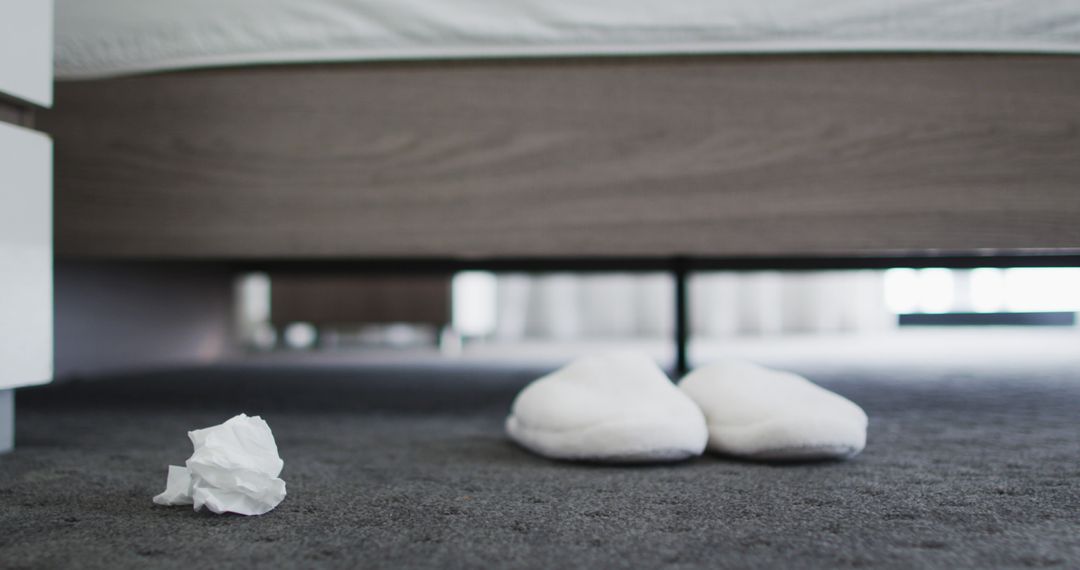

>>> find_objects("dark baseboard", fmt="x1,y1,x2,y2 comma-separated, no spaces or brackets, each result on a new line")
899,312,1077,327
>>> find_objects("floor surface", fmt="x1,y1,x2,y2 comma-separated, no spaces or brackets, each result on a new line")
2,351,1079,568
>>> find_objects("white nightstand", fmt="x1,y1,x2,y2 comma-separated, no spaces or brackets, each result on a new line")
0,0,53,453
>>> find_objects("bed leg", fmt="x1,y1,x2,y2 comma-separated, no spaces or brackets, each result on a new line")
0,390,12,454
673,261,689,379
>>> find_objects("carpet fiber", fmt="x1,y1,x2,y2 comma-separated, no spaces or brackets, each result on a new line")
1,360,1078,569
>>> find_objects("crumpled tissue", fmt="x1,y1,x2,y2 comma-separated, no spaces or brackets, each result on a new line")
153,413,286,515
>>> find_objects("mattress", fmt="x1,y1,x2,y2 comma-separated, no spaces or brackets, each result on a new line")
56,0,1080,79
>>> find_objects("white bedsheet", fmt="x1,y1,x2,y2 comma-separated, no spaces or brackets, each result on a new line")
56,0,1080,79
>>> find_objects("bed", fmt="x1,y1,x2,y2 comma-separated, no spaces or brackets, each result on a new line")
40,1,1080,375
42,0,1080,262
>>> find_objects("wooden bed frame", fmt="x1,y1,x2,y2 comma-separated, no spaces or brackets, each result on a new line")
39,54,1080,261
39,53,1080,374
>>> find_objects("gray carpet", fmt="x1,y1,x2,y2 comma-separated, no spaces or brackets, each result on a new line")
1,361,1078,569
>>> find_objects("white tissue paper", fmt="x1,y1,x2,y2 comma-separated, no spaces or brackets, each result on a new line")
153,414,286,515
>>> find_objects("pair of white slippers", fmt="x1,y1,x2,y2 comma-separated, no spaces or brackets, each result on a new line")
506,354,867,463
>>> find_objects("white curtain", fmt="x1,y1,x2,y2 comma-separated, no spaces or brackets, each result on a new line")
491,271,892,340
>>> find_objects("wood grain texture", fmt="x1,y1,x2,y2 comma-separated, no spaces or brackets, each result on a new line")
40,55,1080,259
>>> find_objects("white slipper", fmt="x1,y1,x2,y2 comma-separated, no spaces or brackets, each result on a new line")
506,353,707,463
679,361,867,461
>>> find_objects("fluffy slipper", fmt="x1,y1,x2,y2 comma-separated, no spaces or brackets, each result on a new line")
506,353,707,463
679,361,867,461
